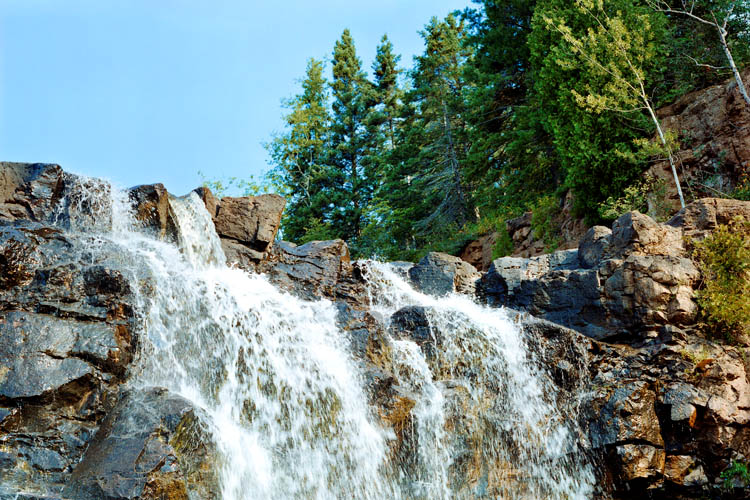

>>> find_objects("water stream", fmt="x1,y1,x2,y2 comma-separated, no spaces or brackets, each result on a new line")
3,176,595,499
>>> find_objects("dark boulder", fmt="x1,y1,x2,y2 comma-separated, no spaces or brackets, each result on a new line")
408,252,480,297
578,226,612,269
64,387,218,500
127,183,176,240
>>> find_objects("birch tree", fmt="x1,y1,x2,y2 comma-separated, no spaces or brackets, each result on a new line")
543,0,686,208
646,0,750,107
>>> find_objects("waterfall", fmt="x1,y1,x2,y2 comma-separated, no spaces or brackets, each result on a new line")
109,192,399,500
362,262,595,499
3,174,594,499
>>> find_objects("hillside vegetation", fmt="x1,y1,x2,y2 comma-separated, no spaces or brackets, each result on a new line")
241,0,750,260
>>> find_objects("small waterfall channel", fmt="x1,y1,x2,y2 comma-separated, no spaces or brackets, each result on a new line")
4,176,595,499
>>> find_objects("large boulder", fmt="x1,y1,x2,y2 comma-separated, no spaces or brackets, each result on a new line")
193,188,285,269
127,183,175,240
408,252,480,296
64,388,218,500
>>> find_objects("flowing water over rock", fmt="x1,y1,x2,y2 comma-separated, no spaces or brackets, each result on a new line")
1,174,595,499
363,262,595,499
112,193,398,500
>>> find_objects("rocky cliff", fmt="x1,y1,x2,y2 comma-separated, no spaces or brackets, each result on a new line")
1,162,749,499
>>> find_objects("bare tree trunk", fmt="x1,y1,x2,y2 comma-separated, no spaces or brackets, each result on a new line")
442,100,469,224
717,24,750,107
646,104,686,208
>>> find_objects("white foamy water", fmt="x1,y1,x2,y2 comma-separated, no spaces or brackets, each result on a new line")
362,261,595,500
110,192,399,500
3,173,595,500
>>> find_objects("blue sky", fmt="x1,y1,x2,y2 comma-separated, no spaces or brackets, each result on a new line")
0,0,473,195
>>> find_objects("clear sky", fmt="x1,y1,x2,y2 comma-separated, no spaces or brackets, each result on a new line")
0,0,474,195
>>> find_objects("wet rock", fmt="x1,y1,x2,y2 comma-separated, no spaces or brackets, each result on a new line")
127,184,176,240
614,444,665,481
65,387,217,500
408,252,480,297
259,239,353,301
0,162,65,222
389,306,438,349
0,162,111,231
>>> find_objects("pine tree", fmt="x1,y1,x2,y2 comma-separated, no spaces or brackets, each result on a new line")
328,29,373,253
371,35,403,150
266,58,333,243
410,15,474,234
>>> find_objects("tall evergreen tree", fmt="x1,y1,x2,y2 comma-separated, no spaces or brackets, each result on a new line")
409,15,474,234
371,35,403,150
328,29,373,253
266,58,333,242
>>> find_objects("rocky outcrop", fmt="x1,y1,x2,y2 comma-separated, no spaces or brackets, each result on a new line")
195,187,285,269
650,68,750,208
0,221,137,496
478,204,722,341
585,331,750,497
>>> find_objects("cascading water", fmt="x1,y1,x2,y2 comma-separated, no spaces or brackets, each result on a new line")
3,173,595,499
362,262,595,499
109,192,399,500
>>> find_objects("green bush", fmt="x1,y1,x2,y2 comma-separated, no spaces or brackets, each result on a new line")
598,175,670,222
721,459,750,490
531,195,561,252
692,217,750,344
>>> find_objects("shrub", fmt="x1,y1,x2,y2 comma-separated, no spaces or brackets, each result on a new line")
530,195,562,252
691,217,750,344
721,459,750,490
598,175,670,221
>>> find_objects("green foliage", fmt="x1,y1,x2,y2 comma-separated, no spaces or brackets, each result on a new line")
529,0,670,220
492,228,514,260
257,0,750,261
598,175,670,221
692,217,750,344
198,171,273,197
265,58,332,243
530,195,562,251
721,459,750,490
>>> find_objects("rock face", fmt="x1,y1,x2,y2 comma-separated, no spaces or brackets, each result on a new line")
408,252,480,296
479,207,710,341
0,221,136,496
195,188,285,269
474,198,750,498
2,161,749,500
650,68,750,209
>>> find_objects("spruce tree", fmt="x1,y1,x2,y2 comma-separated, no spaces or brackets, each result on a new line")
410,15,474,233
266,58,333,243
328,29,373,253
